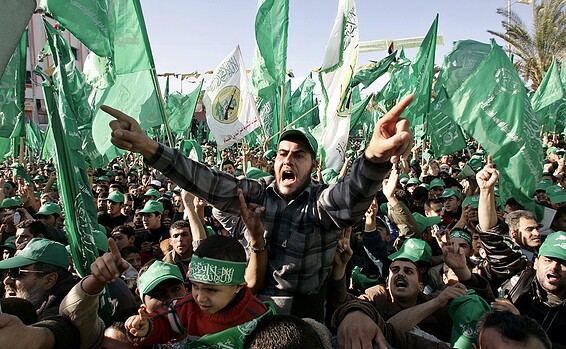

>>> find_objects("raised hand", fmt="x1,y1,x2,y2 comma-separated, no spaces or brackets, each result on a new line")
125,306,151,338
434,282,468,308
332,227,353,280
238,189,265,244
365,95,414,164
476,155,498,191
337,311,389,349
84,238,130,295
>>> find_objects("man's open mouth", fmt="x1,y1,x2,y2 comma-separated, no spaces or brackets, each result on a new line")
282,171,296,184
394,278,408,289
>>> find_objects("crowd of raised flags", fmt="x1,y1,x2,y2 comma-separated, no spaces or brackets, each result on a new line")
0,0,565,348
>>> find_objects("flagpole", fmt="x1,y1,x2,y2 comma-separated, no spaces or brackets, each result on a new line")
279,85,285,136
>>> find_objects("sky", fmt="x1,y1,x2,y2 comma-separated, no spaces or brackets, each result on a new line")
139,0,534,94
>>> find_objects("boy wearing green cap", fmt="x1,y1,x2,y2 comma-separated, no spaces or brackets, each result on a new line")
126,235,270,347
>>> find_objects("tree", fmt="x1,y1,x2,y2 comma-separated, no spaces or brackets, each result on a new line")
488,0,566,90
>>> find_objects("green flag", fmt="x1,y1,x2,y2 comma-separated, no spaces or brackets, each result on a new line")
428,40,492,156
440,39,542,209
351,51,396,89
530,58,565,129
350,93,373,130
25,119,44,158
166,80,203,134
289,73,318,129
43,19,104,168
250,0,289,147
38,0,113,57
0,30,27,139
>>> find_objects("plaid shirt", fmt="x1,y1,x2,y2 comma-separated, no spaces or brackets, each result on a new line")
147,144,391,295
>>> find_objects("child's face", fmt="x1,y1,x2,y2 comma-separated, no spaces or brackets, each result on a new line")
143,279,187,313
125,252,142,271
191,281,242,314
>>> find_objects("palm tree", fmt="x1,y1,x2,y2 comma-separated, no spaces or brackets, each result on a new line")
488,0,566,90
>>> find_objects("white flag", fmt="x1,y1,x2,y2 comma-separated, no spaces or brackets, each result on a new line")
318,0,359,171
204,46,260,149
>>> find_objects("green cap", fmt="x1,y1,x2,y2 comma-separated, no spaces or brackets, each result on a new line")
107,191,125,203
263,149,277,161
468,156,483,171
0,236,16,250
138,261,184,303
279,128,318,155
96,175,110,183
546,147,558,155
0,238,69,269
106,171,115,177
440,188,461,200
448,291,491,349
457,163,476,180
406,178,420,186
0,197,21,209
547,185,566,204
246,167,271,180
36,202,62,216
139,200,163,215
388,238,432,264
536,180,552,191
172,186,181,194
412,212,441,234
461,196,479,209
33,175,46,181
144,188,161,198
421,183,430,191
539,231,566,261
346,149,357,158
430,178,446,188
93,226,109,252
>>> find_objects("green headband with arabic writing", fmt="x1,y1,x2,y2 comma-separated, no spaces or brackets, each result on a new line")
188,256,247,285
450,229,472,246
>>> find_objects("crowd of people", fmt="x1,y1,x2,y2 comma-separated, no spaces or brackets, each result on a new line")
0,97,562,349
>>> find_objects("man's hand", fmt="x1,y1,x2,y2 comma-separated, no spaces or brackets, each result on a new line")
238,189,265,246
101,105,159,158
476,156,498,191
443,233,471,281
337,311,389,349
86,238,130,295
332,228,353,280
433,282,468,308
382,167,398,200
365,95,414,164
0,314,55,349
491,298,520,315
125,307,151,338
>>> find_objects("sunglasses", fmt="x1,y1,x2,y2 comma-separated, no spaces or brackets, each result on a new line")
7,268,48,279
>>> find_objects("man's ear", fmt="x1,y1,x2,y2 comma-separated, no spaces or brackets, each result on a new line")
43,271,59,291
236,281,247,293
311,158,319,173
510,230,518,240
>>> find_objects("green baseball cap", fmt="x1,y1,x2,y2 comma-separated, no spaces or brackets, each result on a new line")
547,185,566,204
172,186,181,194
144,188,161,198
93,226,109,253
546,147,558,155
107,191,125,203
406,178,420,186
246,167,271,180
96,175,110,183
0,236,16,250
263,149,277,161
536,180,552,192
461,196,479,209
440,188,461,200
539,231,566,261
388,238,432,264
279,128,318,155
322,168,338,184
139,200,163,215
448,291,491,349
138,261,184,303
0,238,69,269
0,197,21,209
33,175,46,181
430,178,446,188
106,171,115,177
36,202,62,216
412,212,441,234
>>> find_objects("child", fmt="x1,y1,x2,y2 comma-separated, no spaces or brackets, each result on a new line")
126,235,271,346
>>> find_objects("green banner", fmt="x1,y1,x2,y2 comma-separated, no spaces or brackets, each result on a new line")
166,80,203,134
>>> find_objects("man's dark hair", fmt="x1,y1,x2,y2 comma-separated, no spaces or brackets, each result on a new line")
170,220,191,231
476,311,551,349
221,159,234,168
505,210,536,232
412,186,429,202
244,315,323,349
109,183,125,193
34,261,71,283
505,197,525,212
120,245,140,259
194,235,245,262
112,224,135,238
16,219,48,238
157,197,173,218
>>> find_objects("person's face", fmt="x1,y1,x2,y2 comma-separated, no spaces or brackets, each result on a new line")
440,155,449,164
450,237,471,257
3,264,50,307
97,198,107,211
124,252,142,271
476,327,548,349
516,217,542,249
40,195,52,206
535,255,566,297
114,175,124,184
274,140,315,199
430,186,444,198
142,212,161,230
472,232,482,257
467,207,479,224
443,196,461,213
15,228,35,249
191,281,242,314
222,164,236,175
107,201,123,217
112,233,134,250
425,202,443,217
169,227,192,258
143,279,187,313
387,260,421,304
122,200,133,216
37,214,56,227
535,190,549,203
3,248,14,260
173,195,182,211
